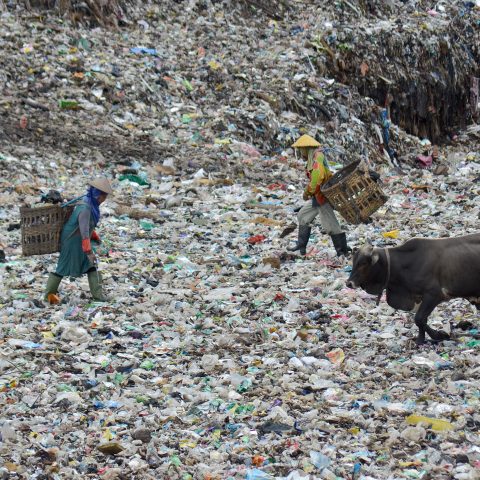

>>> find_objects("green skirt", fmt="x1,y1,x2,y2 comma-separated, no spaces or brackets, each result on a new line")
55,203,95,278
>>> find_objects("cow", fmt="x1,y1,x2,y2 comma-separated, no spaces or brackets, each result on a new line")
346,234,480,345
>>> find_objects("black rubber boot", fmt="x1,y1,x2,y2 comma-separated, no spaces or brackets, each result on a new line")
287,225,311,255
330,232,351,257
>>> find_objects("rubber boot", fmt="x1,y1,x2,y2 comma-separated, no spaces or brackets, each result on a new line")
87,270,108,302
44,273,62,303
287,225,311,255
330,232,351,257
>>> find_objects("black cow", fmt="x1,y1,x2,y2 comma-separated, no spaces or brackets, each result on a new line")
346,234,480,345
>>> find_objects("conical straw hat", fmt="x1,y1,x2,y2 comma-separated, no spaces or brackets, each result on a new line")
291,134,321,148
89,177,113,194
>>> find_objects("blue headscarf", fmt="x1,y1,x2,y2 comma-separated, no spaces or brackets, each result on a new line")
84,186,103,225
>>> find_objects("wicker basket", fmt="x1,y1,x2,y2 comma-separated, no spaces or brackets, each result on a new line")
20,204,74,256
321,161,388,224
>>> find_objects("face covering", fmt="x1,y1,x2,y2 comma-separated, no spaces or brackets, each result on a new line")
85,186,103,225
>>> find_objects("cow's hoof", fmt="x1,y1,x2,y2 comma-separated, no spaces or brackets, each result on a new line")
415,337,426,346
430,330,450,342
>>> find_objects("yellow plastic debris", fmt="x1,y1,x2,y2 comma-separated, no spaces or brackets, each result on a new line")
179,439,197,448
382,229,400,239
405,414,454,432
22,44,34,54
208,60,221,70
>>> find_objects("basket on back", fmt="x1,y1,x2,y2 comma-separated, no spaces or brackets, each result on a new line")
321,161,388,224
20,204,74,256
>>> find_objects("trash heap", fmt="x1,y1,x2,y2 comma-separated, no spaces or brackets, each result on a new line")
306,0,480,142
1,0,439,173
1,1,480,479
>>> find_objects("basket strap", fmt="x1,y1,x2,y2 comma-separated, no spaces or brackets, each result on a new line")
61,200,84,242
62,195,85,207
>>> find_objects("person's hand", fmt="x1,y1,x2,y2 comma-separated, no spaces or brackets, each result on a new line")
91,231,101,244
303,190,311,201
87,252,97,266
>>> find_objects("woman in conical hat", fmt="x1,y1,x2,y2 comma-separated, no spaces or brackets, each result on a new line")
288,135,350,257
44,177,113,304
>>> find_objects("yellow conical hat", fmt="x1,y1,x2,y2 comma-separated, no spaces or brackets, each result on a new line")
291,134,321,148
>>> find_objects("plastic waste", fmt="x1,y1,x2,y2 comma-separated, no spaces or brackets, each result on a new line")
119,174,151,187
7,339,44,349
310,451,331,470
58,99,79,110
245,469,273,480
326,348,345,364
2,2,480,478
382,229,400,239
405,415,454,432
130,47,157,55
1,422,17,442
247,234,267,245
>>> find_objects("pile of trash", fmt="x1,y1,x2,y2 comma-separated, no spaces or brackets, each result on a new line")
310,0,480,141
1,0,440,173
3,147,480,479
1,1,480,479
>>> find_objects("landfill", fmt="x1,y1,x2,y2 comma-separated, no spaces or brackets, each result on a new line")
1,0,480,479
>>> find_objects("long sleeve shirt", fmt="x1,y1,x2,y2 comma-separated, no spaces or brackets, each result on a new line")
77,205,99,252
78,208,92,240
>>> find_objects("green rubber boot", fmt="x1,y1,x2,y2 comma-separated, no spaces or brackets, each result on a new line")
44,273,62,302
87,270,108,302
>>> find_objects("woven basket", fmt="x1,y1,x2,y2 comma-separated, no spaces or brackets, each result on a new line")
321,161,388,224
20,204,74,256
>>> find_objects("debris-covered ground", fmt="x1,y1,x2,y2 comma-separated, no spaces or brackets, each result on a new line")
1,1,480,479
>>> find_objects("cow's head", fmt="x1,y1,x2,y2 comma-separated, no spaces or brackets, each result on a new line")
346,245,385,295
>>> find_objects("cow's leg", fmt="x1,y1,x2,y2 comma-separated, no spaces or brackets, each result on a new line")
414,296,447,344
425,324,450,342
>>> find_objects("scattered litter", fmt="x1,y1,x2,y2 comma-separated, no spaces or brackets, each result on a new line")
0,1,479,478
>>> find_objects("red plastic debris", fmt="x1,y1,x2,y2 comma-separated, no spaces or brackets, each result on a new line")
247,234,266,245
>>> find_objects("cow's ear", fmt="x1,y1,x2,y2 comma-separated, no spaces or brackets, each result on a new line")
371,251,379,265
352,247,358,254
